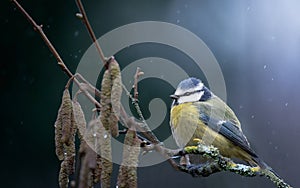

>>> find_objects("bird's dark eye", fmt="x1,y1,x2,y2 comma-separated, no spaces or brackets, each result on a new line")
184,91,192,96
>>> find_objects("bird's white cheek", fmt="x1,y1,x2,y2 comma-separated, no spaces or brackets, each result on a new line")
178,91,204,104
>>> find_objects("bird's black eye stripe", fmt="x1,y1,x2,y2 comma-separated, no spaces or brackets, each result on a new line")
170,90,201,99
180,89,202,97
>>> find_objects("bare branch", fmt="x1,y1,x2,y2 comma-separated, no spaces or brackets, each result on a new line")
75,73,101,98
11,0,101,110
12,0,73,78
75,0,107,65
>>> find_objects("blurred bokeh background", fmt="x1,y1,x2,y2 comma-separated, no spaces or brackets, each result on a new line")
2,0,300,187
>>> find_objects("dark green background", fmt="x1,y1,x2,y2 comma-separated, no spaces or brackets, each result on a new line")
2,0,300,187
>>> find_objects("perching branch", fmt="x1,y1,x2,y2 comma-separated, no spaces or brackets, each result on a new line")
176,144,292,188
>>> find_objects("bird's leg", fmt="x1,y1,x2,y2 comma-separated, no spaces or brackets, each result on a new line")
180,155,191,166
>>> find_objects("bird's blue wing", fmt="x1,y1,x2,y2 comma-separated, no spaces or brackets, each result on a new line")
199,112,258,158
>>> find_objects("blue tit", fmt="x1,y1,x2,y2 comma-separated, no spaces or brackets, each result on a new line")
170,77,278,174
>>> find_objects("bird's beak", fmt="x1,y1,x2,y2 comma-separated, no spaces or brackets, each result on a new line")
170,94,179,99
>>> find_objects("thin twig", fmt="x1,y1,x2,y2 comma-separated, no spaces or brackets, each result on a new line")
75,73,101,98
131,67,179,168
11,0,101,110
66,76,75,89
132,67,147,122
133,67,143,100
75,0,106,65
11,0,73,78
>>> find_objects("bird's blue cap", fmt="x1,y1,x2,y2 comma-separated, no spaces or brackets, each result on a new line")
177,77,202,90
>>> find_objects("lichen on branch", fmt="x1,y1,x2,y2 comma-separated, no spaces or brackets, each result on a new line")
176,144,292,188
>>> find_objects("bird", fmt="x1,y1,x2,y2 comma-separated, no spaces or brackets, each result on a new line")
169,77,279,176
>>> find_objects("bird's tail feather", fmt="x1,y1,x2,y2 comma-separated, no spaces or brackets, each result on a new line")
253,157,281,179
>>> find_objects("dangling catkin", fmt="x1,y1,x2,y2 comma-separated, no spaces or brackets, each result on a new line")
54,109,64,161
55,88,76,188
54,89,72,160
97,116,113,188
109,59,122,137
72,100,86,140
100,69,112,132
67,110,76,173
60,89,73,145
78,141,96,188
117,129,141,188
59,159,69,188
93,154,102,184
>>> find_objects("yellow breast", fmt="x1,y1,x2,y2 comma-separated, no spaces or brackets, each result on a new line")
170,102,204,148
170,102,253,163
